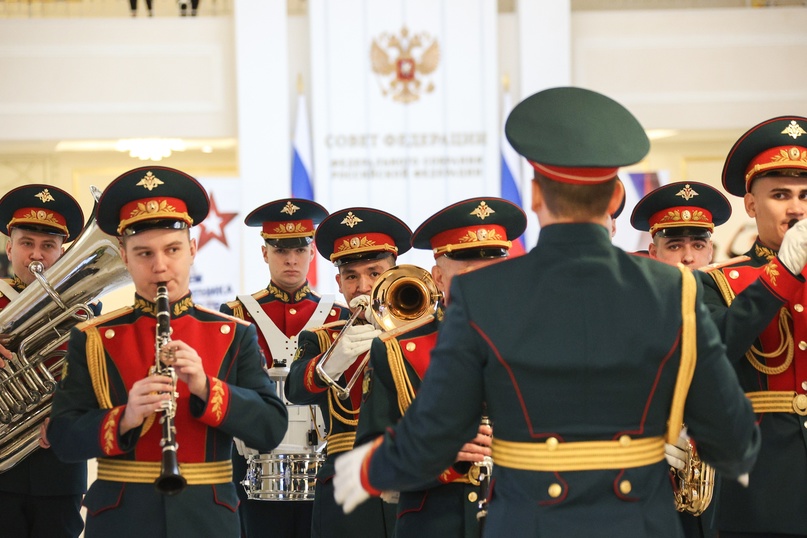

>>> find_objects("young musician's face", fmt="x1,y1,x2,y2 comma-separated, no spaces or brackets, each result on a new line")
120,228,196,303
5,228,65,286
335,256,395,319
745,175,807,251
649,236,713,269
262,244,315,293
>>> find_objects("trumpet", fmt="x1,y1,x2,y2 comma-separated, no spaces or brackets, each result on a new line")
672,437,715,516
150,283,187,495
316,265,442,400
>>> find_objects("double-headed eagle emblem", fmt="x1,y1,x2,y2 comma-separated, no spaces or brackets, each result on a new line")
370,27,440,104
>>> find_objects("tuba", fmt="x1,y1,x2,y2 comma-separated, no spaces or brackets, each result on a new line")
0,187,131,472
316,264,442,399
671,437,716,516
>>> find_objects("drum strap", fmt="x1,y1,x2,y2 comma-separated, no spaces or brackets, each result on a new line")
237,294,335,366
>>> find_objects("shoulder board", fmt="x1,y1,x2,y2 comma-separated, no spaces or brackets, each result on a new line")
308,320,348,333
699,255,752,274
252,289,270,300
195,304,251,326
77,306,134,331
223,299,241,310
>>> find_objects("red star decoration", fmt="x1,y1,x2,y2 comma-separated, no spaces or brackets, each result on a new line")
197,194,238,250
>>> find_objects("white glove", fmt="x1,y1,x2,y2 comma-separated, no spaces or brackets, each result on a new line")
322,324,381,378
778,218,807,275
665,427,690,471
350,295,383,330
380,490,400,504
334,441,375,514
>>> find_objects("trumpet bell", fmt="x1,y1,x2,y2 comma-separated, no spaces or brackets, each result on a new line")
370,265,442,332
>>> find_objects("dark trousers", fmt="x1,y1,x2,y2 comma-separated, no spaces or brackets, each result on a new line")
0,491,83,538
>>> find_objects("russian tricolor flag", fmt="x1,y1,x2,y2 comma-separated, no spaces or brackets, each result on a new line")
501,90,526,256
291,91,318,286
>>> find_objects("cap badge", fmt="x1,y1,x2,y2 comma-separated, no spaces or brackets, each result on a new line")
676,184,699,201
771,147,807,165
136,171,165,192
470,201,495,220
22,209,58,226
659,209,706,225
131,200,176,219
337,235,376,253
782,120,807,140
35,189,55,203
459,228,503,244
340,211,363,228
281,201,301,216
272,222,308,234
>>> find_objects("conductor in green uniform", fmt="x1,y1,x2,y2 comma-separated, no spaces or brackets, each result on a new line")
331,87,761,538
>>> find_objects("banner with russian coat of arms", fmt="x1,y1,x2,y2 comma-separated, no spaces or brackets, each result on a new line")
308,0,499,284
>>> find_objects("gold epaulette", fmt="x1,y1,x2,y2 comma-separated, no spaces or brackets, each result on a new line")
699,255,752,274
195,304,251,326
76,306,134,332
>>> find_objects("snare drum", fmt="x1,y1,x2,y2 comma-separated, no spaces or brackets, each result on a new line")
242,452,324,501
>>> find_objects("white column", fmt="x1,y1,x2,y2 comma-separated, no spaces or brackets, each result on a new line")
233,0,290,294
515,0,571,247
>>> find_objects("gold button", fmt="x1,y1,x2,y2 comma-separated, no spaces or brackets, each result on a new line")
104,329,115,339
794,394,807,414
619,480,632,494
467,492,478,503
802,381,807,391
406,342,416,352
800,341,807,351
548,483,562,498
332,332,338,340
729,270,740,279
545,437,559,451
289,308,297,315
221,325,231,334
796,304,805,313
619,435,631,447
330,309,336,317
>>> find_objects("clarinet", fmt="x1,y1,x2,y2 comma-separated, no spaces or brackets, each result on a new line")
474,415,493,534
151,282,187,495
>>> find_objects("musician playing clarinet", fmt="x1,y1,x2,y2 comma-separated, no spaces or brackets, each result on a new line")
48,166,288,538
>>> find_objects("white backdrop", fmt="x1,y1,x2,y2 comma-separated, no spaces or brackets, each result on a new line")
308,0,499,292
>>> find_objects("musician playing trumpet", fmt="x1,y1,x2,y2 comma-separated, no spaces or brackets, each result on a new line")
0,185,86,537
48,167,288,538
354,197,526,538
285,207,412,538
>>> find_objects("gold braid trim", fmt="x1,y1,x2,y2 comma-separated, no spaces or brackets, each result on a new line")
326,432,356,455
231,302,244,320
85,326,155,436
86,327,112,409
667,265,698,444
709,268,795,376
316,329,332,352
385,339,416,416
316,327,359,426
745,308,794,375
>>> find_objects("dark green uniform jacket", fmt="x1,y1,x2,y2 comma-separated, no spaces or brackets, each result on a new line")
357,314,485,538
700,240,807,535
366,224,759,538
48,293,288,538
286,324,395,538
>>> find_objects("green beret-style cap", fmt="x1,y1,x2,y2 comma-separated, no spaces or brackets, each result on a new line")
505,87,650,184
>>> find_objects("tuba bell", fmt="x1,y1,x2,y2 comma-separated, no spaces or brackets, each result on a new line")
0,187,131,472
316,264,442,399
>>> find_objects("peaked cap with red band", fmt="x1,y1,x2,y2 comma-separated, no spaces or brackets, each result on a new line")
630,181,731,238
245,198,328,248
314,207,412,267
722,115,807,197
0,184,84,241
97,166,210,236
505,87,650,184
412,197,527,259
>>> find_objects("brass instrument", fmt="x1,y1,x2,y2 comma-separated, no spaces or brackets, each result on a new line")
0,188,131,472
316,264,442,400
671,436,715,516
150,283,187,495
